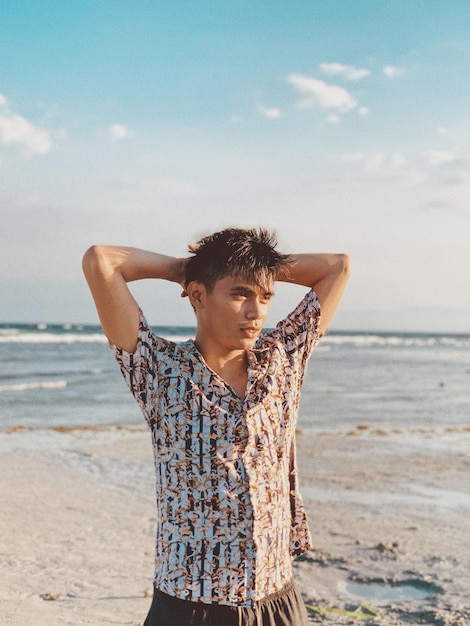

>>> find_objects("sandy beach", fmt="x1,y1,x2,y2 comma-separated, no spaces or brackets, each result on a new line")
1,425,469,625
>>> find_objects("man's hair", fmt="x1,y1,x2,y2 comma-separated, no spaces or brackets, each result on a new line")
185,227,291,291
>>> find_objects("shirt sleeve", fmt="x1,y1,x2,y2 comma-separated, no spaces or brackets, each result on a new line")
269,288,322,371
109,310,160,425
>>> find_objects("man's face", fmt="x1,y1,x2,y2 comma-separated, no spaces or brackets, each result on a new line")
194,274,274,355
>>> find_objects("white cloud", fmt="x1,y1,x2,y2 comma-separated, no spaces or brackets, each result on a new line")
426,150,457,166
287,74,357,111
319,62,371,81
364,152,386,172
340,151,413,178
391,152,408,168
358,106,370,117
108,123,133,140
365,151,414,174
340,152,365,162
326,114,341,124
257,104,282,119
0,94,53,156
382,65,405,78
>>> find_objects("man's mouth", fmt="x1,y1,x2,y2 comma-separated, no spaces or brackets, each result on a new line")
240,326,260,337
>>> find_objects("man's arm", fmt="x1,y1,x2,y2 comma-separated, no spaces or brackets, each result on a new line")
82,245,186,352
278,253,350,333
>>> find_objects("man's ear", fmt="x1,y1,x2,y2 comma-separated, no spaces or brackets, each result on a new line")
186,281,206,310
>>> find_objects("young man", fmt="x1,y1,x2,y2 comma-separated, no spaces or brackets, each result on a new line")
82,227,350,626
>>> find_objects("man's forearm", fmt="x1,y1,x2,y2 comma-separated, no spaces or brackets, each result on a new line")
278,253,349,288
83,245,186,286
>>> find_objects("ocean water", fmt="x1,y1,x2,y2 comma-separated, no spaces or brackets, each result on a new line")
0,323,469,437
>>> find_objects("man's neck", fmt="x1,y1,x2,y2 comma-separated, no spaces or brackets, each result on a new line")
194,340,249,399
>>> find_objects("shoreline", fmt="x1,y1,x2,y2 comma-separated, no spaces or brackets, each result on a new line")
1,428,469,625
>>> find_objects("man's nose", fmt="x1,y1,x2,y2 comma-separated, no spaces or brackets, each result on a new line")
246,298,262,319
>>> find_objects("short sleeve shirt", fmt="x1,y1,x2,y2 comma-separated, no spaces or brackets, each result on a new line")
111,289,322,607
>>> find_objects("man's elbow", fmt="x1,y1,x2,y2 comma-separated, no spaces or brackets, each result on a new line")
329,253,350,281
337,253,351,277
82,245,108,280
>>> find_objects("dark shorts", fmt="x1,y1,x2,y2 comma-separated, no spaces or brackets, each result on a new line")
143,581,309,626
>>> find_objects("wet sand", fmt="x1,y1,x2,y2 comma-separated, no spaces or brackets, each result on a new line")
295,427,470,625
1,426,469,625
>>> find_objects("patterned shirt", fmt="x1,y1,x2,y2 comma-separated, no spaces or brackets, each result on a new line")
111,289,322,607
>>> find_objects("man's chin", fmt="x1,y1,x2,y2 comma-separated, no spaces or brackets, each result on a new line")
239,336,258,351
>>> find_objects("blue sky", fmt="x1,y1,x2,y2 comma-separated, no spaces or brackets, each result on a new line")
1,1,469,330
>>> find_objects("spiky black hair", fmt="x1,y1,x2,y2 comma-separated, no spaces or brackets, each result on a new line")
185,227,291,291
